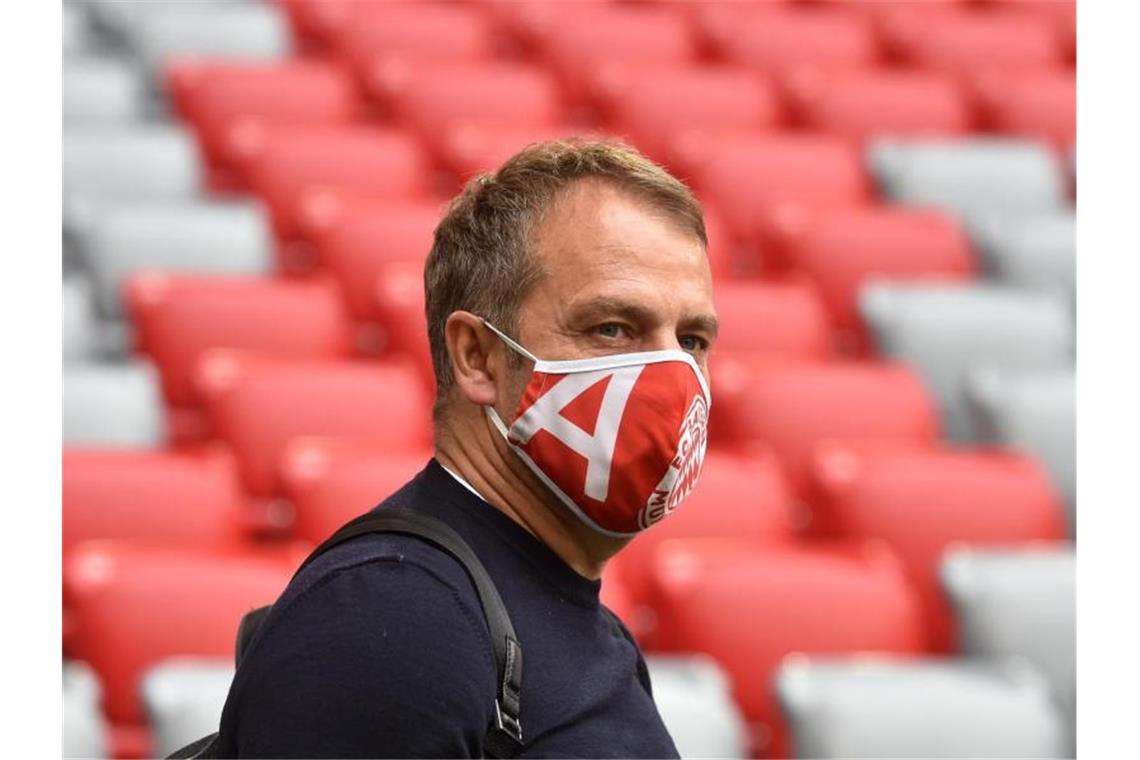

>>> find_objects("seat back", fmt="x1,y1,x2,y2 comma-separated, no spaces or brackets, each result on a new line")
65,126,202,205
128,2,291,73
712,280,835,359
64,661,110,760
64,277,99,363
64,55,146,124
64,361,167,447
645,655,749,759
968,210,1075,297
141,658,236,759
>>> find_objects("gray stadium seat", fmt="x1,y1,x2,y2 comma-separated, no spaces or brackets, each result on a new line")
64,660,109,760
868,138,1066,221
63,2,94,56
64,55,146,124
969,211,1075,298
645,655,748,759
125,2,290,74
64,277,99,363
63,361,166,447
966,369,1075,531
776,658,1068,759
860,283,1074,441
142,658,235,759
79,200,274,317
941,545,1075,753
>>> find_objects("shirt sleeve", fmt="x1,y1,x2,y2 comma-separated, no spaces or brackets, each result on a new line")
224,557,499,759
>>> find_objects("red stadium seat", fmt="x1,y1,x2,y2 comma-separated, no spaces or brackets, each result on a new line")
709,358,940,494
611,448,796,639
599,562,637,632
479,0,616,54
601,65,782,164
887,7,1063,75
683,133,871,246
165,60,358,184
196,351,433,498
374,63,564,152
973,68,1076,149
372,259,434,387
64,543,301,726
309,199,440,323
244,126,430,247
438,122,581,183
280,439,434,543
806,442,1069,650
786,68,971,141
63,447,248,553
537,5,697,105
126,273,353,407
650,539,926,759
278,0,360,50
717,7,879,79
759,206,976,349
331,2,495,75
711,279,835,359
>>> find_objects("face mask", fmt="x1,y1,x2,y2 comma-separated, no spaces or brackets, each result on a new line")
482,319,711,538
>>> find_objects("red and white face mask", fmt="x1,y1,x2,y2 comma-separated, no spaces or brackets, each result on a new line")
483,320,711,537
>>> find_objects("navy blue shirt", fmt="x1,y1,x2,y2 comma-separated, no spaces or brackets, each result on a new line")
216,459,679,758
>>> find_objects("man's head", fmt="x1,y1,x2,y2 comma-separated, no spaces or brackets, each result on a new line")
425,137,715,423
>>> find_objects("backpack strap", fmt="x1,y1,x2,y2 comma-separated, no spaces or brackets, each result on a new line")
298,508,525,758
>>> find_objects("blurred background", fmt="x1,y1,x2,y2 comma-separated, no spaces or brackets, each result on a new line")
61,0,1076,757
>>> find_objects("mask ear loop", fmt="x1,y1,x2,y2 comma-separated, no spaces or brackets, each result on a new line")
481,318,539,363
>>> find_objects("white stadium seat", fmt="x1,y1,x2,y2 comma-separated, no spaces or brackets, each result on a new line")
64,661,109,760
969,210,1075,298
142,658,235,759
63,361,167,447
645,655,749,759
64,55,147,124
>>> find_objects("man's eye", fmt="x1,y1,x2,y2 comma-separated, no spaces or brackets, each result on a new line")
595,323,625,339
679,335,708,353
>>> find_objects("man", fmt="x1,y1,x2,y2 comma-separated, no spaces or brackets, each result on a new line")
216,138,718,757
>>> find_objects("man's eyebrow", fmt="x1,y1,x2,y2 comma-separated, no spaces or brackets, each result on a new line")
681,313,720,339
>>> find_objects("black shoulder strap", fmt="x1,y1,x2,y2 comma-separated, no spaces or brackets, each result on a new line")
299,509,525,758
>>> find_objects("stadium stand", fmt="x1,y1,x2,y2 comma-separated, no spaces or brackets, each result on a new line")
60,0,1076,755
63,361,167,448
806,442,1068,650
776,658,1068,759
965,369,1076,532
860,283,1074,441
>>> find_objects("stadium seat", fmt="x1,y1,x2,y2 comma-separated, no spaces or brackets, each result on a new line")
807,442,1067,650
63,2,93,55
611,448,796,640
64,277,99,363
888,7,1063,76
480,0,617,55
972,68,1076,149
709,357,940,494
64,661,109,760
196,351,433,499
651,540,926,759
244,126,430,246
776,658,1068,759
125,2,291,74
711,280,835,359
126,273,352,407
717,6,879,78
280,439,433,543
645,655,749,759
941,545,1075,748
537,5,696,105
167,60,360,182
687,133,871,246
760,206,976,348
602,65,782,164
968,210,1075,298
372,259,434,384
377,63,564,154
965,369,1075,532
63,446,248,554
64,361,166,448
868,138,1067,220
860,283,1074,441
787,69,971,141
64,55,146,124
63,542,300,727
141,658,235,759
309,199,441,322
64,126,202,217
438,122,581,184
331,2,495,75
80,200,274,318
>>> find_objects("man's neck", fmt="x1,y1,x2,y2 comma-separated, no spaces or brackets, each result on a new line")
433,410,628,581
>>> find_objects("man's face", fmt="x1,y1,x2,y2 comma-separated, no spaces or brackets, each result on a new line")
501,180,717,410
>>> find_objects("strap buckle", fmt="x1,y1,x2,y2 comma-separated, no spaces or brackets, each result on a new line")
493,698,523,744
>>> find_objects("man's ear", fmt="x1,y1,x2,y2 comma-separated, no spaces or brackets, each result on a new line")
444,311,501,408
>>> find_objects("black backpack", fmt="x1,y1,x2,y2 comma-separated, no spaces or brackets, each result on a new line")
168,508,525,759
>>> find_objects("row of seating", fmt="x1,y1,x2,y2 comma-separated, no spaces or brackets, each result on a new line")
62,536,1074,758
